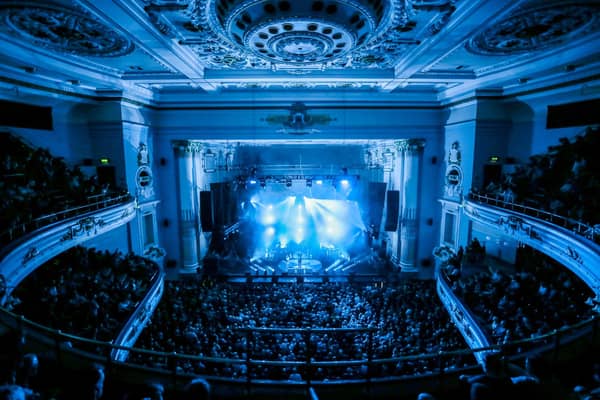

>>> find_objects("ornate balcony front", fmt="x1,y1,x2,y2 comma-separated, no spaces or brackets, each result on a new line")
463,200,600,299
0,199,136,302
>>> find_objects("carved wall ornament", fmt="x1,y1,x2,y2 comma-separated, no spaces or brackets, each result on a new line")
0,3,134,57
22,247,39,265
496,215,533,237
121,207,134,219
395,138,426,153
63,216,107,239
173,140,203,154
136,166,155,199
264,102,335,135
468,3,600,55
448,141,461,165
137,143,150,166
565,246,584,265
444,141,463,199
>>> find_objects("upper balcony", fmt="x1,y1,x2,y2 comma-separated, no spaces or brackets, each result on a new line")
464,192,600,299
0,193,136,301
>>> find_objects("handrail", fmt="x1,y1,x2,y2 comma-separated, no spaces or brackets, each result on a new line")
234,327,376,333
0,303,596,384
468,191,597,242
0,192,132,246
436,268,494,366
111,266,164,361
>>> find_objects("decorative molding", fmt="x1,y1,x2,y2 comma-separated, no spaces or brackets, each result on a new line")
395,138,426,153
263,102,336,136
0,2,134,57
22,247,39,266
173,140,203,154
145,0,458,72
137,143,150,166
467,3,600,56
217,81,387,90
136,166,155,200
60,216,106,243
444,140,463,199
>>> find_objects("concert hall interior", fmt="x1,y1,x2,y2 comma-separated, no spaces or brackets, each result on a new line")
0,1,599,399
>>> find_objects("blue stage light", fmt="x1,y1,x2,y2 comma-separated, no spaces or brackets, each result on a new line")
293,227,304,243
261,211,276,225
315,179,323,185
340,179,350,187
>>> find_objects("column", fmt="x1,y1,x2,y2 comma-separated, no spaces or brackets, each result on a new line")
396,139,425,272
389,144,404,265
195,145,220,260
174,141,201,272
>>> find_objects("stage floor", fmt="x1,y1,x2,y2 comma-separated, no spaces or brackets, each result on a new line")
277,258,322,274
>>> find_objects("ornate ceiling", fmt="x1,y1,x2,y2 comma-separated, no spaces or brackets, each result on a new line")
0,0,598,101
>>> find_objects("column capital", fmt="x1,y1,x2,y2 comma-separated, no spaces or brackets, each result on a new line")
173,140,203,154
395,139,425,154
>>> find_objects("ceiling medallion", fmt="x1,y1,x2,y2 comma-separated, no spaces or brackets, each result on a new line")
467,3,600,55
185,0,436,70
0,2,134,57
215,0,383,65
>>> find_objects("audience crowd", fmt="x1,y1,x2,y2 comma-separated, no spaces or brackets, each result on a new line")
479,125,599,232
130,278,474,380
0,133,128,245
5,246,159,352
447,245,595,347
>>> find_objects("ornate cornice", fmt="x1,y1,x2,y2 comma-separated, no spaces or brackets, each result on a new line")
173,140,203,154
395,138,426,153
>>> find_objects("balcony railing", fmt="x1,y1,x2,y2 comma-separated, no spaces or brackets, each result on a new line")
0,303,597,394
436,268,494,365
469,191,597,243
0,192,132,248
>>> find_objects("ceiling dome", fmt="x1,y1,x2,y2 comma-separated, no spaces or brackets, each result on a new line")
211,0,388,65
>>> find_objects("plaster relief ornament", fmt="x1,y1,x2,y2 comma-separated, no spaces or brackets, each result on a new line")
0,2,134,57
264,102,336,135
468,2,600,55
448,141,461,165
138,143,150,166
170,0,457,71
445,141,463,198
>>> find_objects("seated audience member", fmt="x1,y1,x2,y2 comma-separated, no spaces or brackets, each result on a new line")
183,378,211,400
460,352,512,400
8,246,159,353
